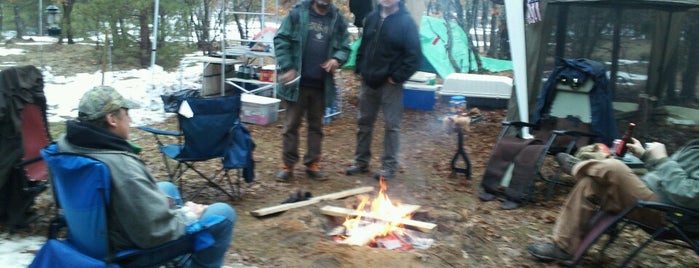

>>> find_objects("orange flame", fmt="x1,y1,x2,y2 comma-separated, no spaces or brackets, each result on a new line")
340,177,412,245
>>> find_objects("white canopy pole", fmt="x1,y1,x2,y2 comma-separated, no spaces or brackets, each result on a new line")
505,0,532,138
150,0,160,89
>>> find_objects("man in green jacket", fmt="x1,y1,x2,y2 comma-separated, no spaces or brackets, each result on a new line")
528,138,699,264
273,0,350,181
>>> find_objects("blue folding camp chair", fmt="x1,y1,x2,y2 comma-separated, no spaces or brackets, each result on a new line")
138,93,254,200
29,143,226,268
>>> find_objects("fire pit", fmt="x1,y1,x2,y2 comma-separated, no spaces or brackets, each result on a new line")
323,178,436,250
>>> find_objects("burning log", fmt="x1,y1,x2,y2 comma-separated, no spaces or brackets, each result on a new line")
320,205,437,233
250,186,374,217
324,178,437,248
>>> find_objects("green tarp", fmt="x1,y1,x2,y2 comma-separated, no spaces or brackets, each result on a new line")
343,16,513,78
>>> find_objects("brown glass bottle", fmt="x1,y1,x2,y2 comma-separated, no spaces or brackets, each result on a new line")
615,123,636,156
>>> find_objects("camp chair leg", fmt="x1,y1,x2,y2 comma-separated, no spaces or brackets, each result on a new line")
619,226,669,267
184,164,240,200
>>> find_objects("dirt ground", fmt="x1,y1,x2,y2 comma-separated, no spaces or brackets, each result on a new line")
4,41,699,267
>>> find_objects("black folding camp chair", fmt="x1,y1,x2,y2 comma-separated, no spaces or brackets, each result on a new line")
0,65,51,229
570,200,699,267
479,58,617,207
138,92,254,200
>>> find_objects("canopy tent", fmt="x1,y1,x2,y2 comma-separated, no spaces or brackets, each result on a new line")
505,0,699,129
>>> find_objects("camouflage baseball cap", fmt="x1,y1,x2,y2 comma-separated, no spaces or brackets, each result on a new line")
78,86,139,120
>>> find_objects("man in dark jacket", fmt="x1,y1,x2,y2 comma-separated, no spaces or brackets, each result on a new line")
274,0,351,182
345,0,421,179
57,86,236,267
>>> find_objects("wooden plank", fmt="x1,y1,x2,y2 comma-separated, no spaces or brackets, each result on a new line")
250,186,374,217
320,205,437,233
321,204,421,218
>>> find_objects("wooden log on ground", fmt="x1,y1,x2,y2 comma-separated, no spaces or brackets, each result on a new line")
250,186,374,217
320,205,437,233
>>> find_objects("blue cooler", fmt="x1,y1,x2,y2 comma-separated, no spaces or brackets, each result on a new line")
403,84,438,110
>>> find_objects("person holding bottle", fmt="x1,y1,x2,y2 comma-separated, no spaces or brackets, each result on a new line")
526,138,699,264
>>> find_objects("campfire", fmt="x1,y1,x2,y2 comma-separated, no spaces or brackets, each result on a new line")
325,178,435,250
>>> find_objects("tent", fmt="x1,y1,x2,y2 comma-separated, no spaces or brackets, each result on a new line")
343,16,514,79
506,0,699,129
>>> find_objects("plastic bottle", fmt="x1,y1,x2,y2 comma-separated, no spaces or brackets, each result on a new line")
449,96,467,116
615,123,636,157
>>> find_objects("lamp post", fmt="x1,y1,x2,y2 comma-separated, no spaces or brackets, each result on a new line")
46,4,61,36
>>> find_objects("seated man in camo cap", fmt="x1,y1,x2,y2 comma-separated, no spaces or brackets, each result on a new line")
55,86,237,267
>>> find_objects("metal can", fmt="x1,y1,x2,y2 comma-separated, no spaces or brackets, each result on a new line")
612,139,622,156
448,96,467,116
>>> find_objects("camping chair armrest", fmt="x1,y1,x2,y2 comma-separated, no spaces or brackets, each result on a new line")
17,156,44,166
548,129,597,154
136,126,182,137
552,129,597,138
502,121,538,129
636,200,699,218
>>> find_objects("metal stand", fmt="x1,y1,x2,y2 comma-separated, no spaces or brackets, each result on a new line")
450,129,471,179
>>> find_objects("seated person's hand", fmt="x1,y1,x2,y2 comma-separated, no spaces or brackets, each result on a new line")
184,201,209,218
627,138,645,158
643,141,668,161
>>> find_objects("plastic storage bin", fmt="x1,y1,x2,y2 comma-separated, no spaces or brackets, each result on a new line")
439,73,512,108
241,94,280,125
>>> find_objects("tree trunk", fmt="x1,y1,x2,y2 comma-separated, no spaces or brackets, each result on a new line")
0,3,4,40
61,0,76,44
680,13,699,102
480,1,489,53
14,5,23,39
139,8,152,67
404,0,424,28
486,5,499,57
457,0,482,72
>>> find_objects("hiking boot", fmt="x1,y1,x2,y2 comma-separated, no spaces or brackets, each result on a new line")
305,162,328,181
556,153,581,175
478,188,496,202
526,242,573,265
501,200,521,210
345,164,369,175
373,169,395,180
276,166,294,182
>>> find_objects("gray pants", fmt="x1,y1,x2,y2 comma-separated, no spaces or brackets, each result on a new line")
282,88,325,167
353,81,403,172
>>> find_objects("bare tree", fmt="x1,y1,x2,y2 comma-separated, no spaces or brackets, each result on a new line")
13,5,24,39
58,0,77,44
680,12,699,103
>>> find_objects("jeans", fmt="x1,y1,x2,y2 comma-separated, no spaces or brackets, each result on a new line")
157,182,236,268
354,81,403,172
281,87,325,167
